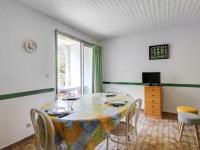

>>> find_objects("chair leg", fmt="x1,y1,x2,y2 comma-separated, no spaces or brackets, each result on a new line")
126,134,129,150
179,122,183,130
178,121,181,130
179,123,185,141
128,135,130,141
106,134,109,150
135,128,138,137
117,136,119,150
194,125,200,148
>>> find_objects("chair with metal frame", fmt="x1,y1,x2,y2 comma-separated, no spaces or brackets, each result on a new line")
106,98,142,150
30,108,64,150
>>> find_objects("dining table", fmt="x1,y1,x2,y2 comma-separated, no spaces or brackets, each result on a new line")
41,93,133,150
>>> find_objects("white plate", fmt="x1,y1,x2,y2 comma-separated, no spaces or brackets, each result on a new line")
106,93,116,97
48,107,69,115
62,97,80,101
109,100,126,105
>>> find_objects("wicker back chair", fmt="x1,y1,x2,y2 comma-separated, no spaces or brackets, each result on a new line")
106,98,142,150
30,108,56,150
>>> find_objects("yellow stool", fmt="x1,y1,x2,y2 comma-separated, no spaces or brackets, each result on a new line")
177,106,198,114
177,106,198,129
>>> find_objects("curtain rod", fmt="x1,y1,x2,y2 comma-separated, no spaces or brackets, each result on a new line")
55,29,94,46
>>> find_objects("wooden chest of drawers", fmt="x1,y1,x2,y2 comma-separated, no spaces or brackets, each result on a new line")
144,86,162,118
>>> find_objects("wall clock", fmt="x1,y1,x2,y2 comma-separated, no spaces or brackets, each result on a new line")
24,40,38,53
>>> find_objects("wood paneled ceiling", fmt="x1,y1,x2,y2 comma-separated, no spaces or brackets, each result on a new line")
15,0,200,40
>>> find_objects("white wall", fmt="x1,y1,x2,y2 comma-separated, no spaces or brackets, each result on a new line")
0,0,99,148
101,24,200,113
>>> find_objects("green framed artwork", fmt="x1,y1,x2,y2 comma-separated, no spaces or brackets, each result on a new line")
149,44,169,60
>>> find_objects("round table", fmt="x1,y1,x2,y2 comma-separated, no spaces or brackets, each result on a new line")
44,93,132,150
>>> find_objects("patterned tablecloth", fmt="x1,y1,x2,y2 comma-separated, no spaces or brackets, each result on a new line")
42,93,132,150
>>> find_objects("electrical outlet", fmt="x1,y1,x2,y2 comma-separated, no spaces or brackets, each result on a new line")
26,123,31,128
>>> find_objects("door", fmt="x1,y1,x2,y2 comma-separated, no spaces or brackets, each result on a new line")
57,33,81,98
83,45,93,94
56,33,93,98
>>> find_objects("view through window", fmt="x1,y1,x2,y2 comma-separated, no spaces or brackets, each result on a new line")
57,33,93,99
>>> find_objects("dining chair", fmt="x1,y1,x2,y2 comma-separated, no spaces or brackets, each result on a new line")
30,108,64,150
178,112,200,147
106,98,142,150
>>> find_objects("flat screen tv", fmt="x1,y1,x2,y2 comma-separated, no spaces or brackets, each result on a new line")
142,72,160,85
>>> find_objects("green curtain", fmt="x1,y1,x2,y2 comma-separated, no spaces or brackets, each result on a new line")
92,45,103,93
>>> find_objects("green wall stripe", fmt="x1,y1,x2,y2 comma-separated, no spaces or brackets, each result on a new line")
0,88,54,100
103,81,145,86
103,81,200,88
162,83,200,88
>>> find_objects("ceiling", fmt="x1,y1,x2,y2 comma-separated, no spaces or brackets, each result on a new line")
15,0,200,40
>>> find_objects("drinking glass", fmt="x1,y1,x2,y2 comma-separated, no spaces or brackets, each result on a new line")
67,100,73,110
57,93,63,101
101,93,107,104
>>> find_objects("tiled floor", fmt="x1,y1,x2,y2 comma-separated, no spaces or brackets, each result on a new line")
7,113,200,150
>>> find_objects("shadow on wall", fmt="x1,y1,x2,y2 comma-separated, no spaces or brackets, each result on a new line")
162,87,200,113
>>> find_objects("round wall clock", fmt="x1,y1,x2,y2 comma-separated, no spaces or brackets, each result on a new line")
24,40,38,53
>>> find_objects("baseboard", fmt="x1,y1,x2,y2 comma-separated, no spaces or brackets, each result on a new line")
162,110,177,114
162,111,177,114
141,108,177,119
162,111,177,116
1,134,35,150
141,108,177,115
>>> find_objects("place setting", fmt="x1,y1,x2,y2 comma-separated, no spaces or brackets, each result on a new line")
44,95,78,118
108,100,128,107
99,93,129,107
45,107,73,118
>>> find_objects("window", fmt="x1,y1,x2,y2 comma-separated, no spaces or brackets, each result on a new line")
83,44,93,94
56,31,93,98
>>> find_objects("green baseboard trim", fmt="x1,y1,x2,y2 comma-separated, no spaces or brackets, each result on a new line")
162,83,200,88
103,81,145,86
103,81,200,88
0,88,54,100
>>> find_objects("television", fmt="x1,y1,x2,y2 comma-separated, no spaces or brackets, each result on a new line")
142,72,160,85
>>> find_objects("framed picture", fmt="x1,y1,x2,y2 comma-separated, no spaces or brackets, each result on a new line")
149,44,169,60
